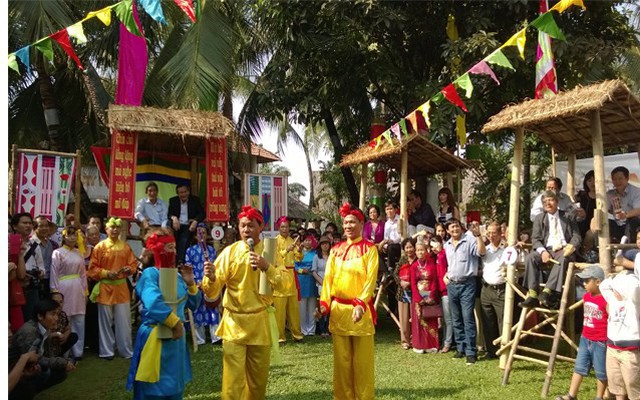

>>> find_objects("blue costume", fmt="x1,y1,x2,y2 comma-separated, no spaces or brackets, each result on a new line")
296,250,317,299
126,267,202,400
185,244,220,327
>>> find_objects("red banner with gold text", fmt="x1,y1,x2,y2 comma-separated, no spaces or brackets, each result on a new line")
206,137,228,222
108,130,138,218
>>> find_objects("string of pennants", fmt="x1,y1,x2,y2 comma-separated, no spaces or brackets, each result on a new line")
7,0,196,74
366,0,585,151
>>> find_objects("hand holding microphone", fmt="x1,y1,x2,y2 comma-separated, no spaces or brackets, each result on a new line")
248,238,269,271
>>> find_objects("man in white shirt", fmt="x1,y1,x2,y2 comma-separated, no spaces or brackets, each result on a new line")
134,182,169,232
607,166,640,243
520,190,582,310
530,177,579,222
381,201,401,316
479,222,506,358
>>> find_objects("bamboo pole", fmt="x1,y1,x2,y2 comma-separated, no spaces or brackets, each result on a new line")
501,126,524,369
399,149,408,239
74,150,81,221
502,305,527,385
567,154,576,200
359,163,367,211
10,144,18,214
591,110,611,271
551,147,557,177
187,308,198,352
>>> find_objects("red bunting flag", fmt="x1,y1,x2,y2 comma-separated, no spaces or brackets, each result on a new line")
49,29,83,70
368,140,377,149
441,84,467,112
173,0,196,22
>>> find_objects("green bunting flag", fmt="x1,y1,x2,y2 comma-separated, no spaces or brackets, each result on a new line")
114,0,142,36
8,53,20,74
34,39,54,61
431,92,445,105
382,130,393,146
484,49,515,70
454,73,473,98
399,118,409,136
531,12,566,41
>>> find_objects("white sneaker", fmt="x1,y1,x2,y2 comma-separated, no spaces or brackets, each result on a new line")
412,348,425,354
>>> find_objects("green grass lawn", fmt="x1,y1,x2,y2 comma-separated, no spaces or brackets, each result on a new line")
35,315,599,400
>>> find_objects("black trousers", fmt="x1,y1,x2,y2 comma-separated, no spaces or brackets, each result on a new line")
523,248,574,293
479,282,505,356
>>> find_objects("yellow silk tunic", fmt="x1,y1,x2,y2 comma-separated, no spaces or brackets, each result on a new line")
87,238,137,305
320,237,379,336
202,240,292,346
273,234,302,297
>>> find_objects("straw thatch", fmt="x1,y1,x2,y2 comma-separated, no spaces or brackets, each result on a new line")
107,104,234,156
482,80,640,154
340,131,472,175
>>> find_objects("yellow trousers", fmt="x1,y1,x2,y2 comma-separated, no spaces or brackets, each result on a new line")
221,340,271,400
273,295,302,341
332,334,375,400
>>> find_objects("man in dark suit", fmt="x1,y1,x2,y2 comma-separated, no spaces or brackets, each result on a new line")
519,190,582,309
168,184,205,262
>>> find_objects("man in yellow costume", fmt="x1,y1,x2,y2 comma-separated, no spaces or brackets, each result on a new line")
273,216,303,343
87,217,137,360
202,206,292,400
318,203,379,400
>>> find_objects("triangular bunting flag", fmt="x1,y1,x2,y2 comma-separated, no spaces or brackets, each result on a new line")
469,61,500,85
114,0,142,36
15,47,31,74
50,30,84,70
531,12,566,41
390,123,402,143
173,0,197,23
87,6,113,26
8,53,20,74
441,84,468,112
501,28,526,59
431,92,445,105
139,0,166,24
399,118,409,136
454,73,473,98
417,101,432,128
368,140,376,149
485,49,515,71
456,114,467,146
34,39,54,62
67,22,88,44
374,136,382,150
406,110,426,133
382,130,393,146
550,0,586,14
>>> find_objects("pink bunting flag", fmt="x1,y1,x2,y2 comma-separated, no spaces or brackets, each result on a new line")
469,61,500,85
390,123,402,142
441,84,467,112
115,1,148,106
49,30,84,70
173,0,196,23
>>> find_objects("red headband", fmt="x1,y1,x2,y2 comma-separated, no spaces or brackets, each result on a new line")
339,203,364,222
275,216,288,229
146,233,176,268
304,235,318,249
238,205,264,225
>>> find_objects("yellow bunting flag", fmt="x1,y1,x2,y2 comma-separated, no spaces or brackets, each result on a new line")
8,53,20,73
87,6,113,26
550,0,586,14
417,101,432,128
374,136,382,150
501,28,526,60
454,73,473,98
456,114,467,146
67,22,88,44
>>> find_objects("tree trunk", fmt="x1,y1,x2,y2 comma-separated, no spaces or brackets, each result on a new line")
322,108,359,205
303,143,315,210
35,57,65,152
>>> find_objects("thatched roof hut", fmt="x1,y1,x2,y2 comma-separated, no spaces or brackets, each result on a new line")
482,80,640,154
107,104,234,157
339,131,472,175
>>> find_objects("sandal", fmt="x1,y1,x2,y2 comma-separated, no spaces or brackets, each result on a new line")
554,395,576,400
401,343,411,350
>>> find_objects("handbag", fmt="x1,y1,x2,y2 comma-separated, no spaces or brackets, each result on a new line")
420,304,443,319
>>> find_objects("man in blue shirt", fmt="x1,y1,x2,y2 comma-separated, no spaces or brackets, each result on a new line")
444,219,485,365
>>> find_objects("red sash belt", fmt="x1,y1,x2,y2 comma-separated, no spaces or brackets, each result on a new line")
286,267,301,301
332,297,377,325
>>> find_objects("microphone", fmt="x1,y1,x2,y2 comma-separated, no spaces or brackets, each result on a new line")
247,238,256,270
